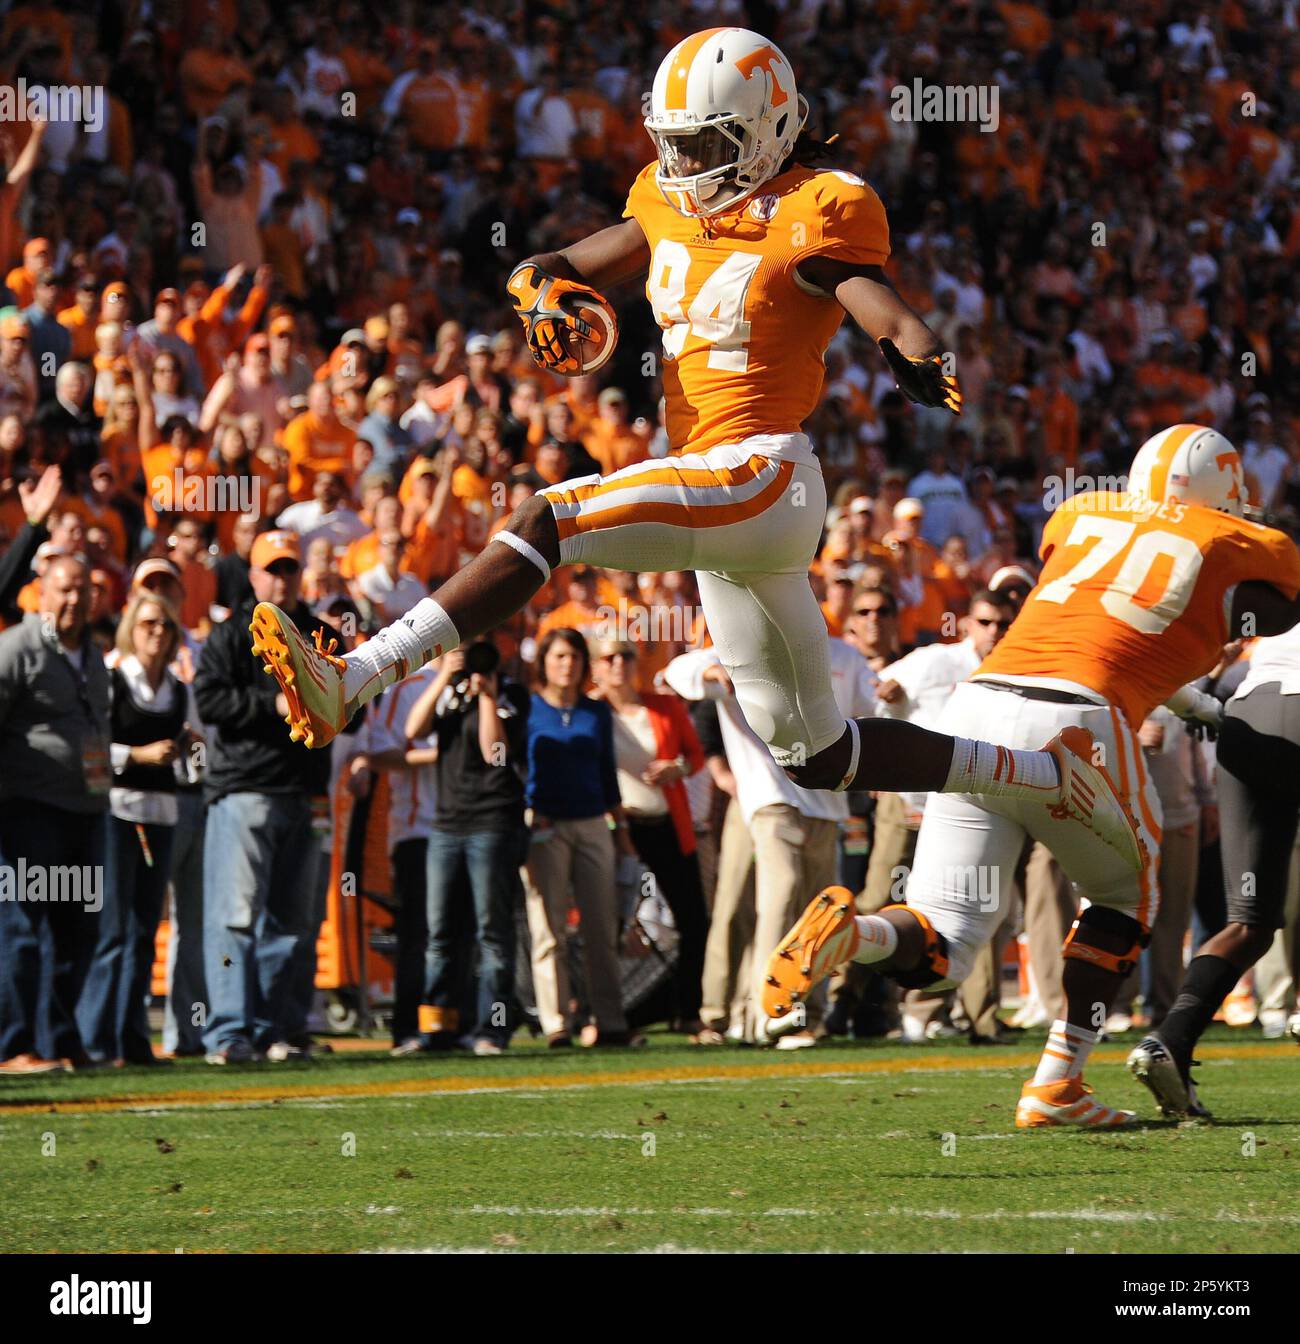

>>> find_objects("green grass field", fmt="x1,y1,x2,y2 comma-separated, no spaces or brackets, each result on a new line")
1,1026,1296,1253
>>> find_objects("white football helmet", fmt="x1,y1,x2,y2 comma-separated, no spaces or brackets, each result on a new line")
1128,424,1245,517
645,27,808,217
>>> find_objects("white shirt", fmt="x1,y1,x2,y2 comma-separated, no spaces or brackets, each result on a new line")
1235,620,1300,699
514,88,577,158
1242,440,1289,509
611,704,668,817
358,564,428,622
108,654,197,826
364,666,438,852
663,639,876,825
907,470,970,548
276,500,369,552
877,637,981,818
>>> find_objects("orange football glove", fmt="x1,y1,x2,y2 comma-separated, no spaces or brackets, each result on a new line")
879,339,963,416
507,262,609,375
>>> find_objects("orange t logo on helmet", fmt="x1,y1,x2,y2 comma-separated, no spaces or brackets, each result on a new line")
734,45,789,107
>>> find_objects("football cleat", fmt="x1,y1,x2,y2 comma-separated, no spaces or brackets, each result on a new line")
759,887,858,1038
1126,1036,1212,1118
250,603,353,749
1288,1012,1300,1045
1042,725,1145,873
1015,1077,1136,1128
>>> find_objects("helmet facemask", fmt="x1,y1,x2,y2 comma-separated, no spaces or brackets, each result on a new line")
648,115,756,216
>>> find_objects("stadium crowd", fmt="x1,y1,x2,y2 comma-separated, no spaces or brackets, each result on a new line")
2,0,1300,1070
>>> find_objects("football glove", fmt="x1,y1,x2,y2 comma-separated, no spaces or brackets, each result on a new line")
878,338,963,416
506,262,609,375
1165,684,1224,741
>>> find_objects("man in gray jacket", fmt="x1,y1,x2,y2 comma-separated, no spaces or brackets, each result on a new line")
0,554,110,1072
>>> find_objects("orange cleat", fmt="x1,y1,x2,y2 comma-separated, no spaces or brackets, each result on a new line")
759,887,859,1039
1042,725,1145,873
250,602,353,749
1015,1077,1136,1128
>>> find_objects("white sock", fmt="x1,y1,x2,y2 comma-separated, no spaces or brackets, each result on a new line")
343,597,460,706
1032,1019,1098,1085
944,737,1060,800
850,915,898,965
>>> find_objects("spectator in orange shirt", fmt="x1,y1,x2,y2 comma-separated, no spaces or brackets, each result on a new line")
820,571,856,637
178,22,253,121
400,43,460,153
282,379,357,499
1030,353,1080,468
584,387,651,475
885,498,968,647
260,193,307,300
537,565,608,641
5,236,51,310
57,274,101,361
165,517,218,635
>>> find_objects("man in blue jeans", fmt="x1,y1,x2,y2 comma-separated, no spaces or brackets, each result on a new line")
0,555,109,1073
404,639,529,1054
193,531,331,1064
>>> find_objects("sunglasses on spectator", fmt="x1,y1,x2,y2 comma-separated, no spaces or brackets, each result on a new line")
971,615,1013,630
137,616,175,631
854,605,896,617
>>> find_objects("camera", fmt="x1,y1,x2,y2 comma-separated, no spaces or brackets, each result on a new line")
464,640,501,677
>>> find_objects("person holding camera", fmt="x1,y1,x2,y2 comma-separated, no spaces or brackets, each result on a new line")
404,636,529,1054
78,591,195,1065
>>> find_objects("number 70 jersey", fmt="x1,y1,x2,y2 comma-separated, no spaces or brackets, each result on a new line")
623,161,890,455
976,491,1300,726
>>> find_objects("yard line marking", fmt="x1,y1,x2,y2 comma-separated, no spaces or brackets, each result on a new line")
0,1043,1287,1117
444,1205,1173,1222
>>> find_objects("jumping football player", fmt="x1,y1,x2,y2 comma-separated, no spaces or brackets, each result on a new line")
762,424,1300,1125
1128,618,1300,1116
251,27,1139,866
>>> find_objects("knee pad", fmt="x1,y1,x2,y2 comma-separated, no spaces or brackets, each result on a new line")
1062,904,1149,977
734,679,805,762
880,904,952,990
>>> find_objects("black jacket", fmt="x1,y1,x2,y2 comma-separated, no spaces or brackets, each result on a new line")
193,597,333,804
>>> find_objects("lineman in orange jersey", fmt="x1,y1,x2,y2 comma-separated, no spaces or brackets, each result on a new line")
249,27,1141,874
763,423,1300,1126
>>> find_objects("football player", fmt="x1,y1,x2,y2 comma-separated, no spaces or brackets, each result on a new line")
763,424,1300,1125
250,27,1138,867
1128,617,1300,1116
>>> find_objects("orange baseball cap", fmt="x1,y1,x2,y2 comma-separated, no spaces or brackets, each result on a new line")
23,237,51,260
103,281,129,304
250,530,301,570
0,315,28,339
270,314,296,336
245,333,270,353
155,287,180,306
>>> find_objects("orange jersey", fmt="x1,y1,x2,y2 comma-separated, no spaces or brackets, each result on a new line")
623,163,889,455
977,492,1300,727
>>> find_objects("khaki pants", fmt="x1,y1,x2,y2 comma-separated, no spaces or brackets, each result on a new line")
956,899,1016,1038
1116,820,1199,1024
750,804,839,1030
696,826,719,913
1020,841,1077,1024
523,815,627,1037
701,798,755,1031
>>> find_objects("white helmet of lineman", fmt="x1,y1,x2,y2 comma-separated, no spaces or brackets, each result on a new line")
645,27,809,217
1128,423,1246,517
